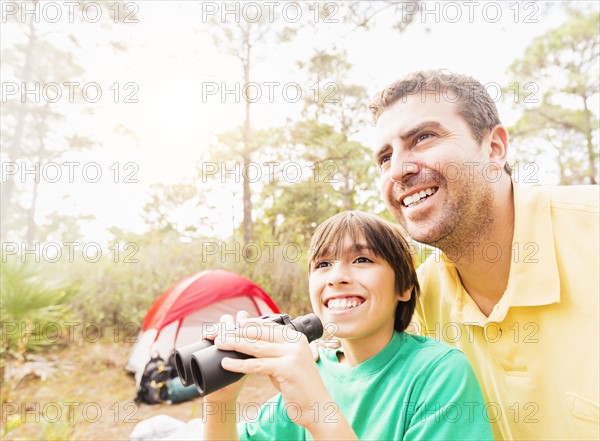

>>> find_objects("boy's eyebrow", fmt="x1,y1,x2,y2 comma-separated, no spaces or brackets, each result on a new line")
314,242,371,259
350,243,372,253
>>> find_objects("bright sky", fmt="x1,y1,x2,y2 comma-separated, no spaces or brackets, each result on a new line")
1,1,596,244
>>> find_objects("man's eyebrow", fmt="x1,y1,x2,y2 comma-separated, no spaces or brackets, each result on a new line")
400,121,444,140
374,121,445,161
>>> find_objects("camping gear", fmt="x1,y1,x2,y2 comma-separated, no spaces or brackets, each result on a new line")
126,269,279,402
134,355,178,404
176,313,323,396
166,377,201,404
130,415,203,441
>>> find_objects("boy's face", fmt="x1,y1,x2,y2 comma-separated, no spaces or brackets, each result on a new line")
309,234,410,343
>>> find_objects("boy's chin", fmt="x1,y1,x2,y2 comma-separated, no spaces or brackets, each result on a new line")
328,323,358,340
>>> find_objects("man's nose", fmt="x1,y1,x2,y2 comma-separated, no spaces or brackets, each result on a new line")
390,150,419,183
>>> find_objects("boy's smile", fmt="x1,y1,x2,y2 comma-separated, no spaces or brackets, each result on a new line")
324,295,365,311
309,234,409,350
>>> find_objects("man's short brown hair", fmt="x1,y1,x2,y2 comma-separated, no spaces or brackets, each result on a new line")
369,70,511,174
308,211,419,333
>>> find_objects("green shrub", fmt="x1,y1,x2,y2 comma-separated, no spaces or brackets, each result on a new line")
0,261,77,362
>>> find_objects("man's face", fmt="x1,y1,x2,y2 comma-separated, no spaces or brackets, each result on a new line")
373,94,496,248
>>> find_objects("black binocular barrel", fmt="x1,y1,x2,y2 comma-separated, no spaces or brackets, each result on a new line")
285,313,323,341
174,339,213,387
190,344,248,396
176,313,323,397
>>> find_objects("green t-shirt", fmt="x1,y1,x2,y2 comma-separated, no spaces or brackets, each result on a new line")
239,331,493,441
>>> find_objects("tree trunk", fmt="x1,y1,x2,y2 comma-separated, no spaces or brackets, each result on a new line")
2,7,37,238
582,95,597,184
25,171,39,245
242,28,253,245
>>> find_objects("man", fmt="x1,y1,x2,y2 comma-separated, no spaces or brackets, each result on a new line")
369,70,599,440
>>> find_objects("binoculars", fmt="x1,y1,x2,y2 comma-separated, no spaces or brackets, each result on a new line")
175,313,323,397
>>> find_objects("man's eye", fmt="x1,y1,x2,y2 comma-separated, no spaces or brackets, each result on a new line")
379,154,391,168
354,256,373,264
416,133,433,143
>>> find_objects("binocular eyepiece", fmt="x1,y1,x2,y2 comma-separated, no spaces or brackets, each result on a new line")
174,313,323,397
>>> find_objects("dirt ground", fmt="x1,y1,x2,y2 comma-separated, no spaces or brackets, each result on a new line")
1,340,278,440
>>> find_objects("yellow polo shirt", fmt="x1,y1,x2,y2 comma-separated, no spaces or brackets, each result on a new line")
413,184,599,440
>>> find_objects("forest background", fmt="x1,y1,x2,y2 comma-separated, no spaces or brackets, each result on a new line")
1,1,598,439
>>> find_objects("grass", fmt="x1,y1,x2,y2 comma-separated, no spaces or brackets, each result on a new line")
1,339,277,440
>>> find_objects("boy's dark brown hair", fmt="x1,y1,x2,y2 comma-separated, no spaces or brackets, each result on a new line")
308,211,419,333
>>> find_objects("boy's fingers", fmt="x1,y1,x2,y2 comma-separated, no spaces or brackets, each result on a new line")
216,338,286,358
219,313,236,330
221,356,279,376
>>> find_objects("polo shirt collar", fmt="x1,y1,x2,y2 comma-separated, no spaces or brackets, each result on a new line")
505,183,561,308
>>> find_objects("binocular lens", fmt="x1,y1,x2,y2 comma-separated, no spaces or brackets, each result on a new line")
190,357,203,394
174,339,213,387
174,353,187,385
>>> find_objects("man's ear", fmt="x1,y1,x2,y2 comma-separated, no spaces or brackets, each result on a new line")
397,287,412,303
486,124,509,168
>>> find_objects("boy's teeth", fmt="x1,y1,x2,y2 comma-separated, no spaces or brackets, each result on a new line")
327,298,362,309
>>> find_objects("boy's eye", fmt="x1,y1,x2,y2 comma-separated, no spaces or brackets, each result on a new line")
354,256,373,264
314,261,331,269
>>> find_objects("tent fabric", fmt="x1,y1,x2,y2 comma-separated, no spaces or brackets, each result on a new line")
126,269,279,382
142,269,279,332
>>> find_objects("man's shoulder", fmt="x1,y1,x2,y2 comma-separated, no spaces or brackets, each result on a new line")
413,254,455,312
521,184,598,212
547,185,598,211
416,252,449,282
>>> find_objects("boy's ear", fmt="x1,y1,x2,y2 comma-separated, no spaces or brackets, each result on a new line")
397,287,412,303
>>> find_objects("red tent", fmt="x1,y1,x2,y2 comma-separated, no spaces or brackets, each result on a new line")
126,269,279,381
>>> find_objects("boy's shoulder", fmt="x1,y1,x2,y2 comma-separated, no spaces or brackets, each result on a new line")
316,332,469,375
397,332,469,370
399,332,460,354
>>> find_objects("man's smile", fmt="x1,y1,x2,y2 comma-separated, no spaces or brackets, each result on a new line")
402,186,439,207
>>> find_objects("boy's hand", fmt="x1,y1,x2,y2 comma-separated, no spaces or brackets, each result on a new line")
214,317,332,429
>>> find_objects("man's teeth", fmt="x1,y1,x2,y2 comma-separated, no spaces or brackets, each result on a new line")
403,187,437,207
327,298,362,309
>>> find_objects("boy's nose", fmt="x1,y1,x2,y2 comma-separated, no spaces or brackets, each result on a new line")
327,263,351,286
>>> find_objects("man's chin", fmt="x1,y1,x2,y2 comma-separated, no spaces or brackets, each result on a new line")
387,208,440,244
404,223,442,246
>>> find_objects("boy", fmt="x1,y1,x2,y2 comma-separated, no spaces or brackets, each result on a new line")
203,211,493,440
